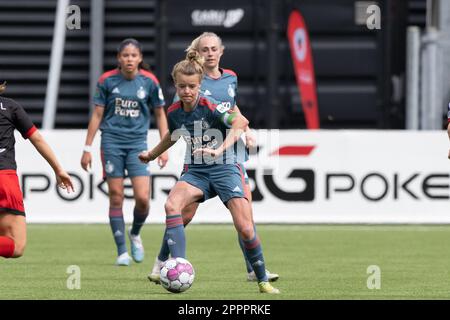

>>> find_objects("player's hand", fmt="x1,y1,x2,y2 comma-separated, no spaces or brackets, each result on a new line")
81,152,92,172
55,170,74,193
192,147,221,159
245,129,257,149
157,151,168,169
139,150,156,164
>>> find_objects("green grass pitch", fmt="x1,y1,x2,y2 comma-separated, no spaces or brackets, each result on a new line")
1,224,450,300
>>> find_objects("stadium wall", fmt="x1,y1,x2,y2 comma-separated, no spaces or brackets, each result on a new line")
15,129,450,224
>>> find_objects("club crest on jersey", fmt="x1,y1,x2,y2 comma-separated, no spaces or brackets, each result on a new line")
105,161,114,174
137,86,146,99
200,118,210,130
227,84,235,98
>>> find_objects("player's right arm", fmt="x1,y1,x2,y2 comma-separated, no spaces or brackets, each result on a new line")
81,105,104,171
138,131,177,163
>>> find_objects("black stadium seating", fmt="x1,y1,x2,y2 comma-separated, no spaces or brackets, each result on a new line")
0,0,426,129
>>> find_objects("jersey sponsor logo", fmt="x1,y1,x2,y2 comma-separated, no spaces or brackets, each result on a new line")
114,98,140,118
112,87,120,94
175,124,221,157
137,86,146,99
0,102,5,110
227,84,235,98
105,160,114,174
216,102,231,113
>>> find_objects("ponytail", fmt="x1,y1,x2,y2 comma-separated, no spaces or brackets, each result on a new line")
171,50,204,83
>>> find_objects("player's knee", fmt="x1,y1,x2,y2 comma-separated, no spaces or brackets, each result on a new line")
135,197,150,212
109,191,124,207
164,199,180,215
239,225,255,241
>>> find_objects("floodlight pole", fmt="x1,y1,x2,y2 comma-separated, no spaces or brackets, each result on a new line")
43,0,69,129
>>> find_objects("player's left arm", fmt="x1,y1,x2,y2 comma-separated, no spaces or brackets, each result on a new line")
28,131,74,193
154,107,170,168
231,105,256,148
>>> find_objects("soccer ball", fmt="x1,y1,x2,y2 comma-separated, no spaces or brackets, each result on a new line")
160,257,195,293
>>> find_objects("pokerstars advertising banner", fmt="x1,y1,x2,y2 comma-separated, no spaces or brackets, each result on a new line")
15,130,450,224
287,10,320,129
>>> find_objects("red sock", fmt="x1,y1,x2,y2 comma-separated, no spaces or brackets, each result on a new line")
0,236,15,258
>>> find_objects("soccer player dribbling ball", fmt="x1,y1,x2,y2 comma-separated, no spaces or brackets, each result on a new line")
148,32,279,284
139,52,280,294
80,38,169,266
0,81,74,259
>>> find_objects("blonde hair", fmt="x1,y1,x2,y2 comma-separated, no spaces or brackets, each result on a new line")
0,81,6,94
171,50,205,83
185,32,225,54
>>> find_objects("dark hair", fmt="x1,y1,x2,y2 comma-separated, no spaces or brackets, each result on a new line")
117,38,150,70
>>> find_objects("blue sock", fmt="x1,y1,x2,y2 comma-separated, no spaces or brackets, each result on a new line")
130,206,149,236
238,225,256,273
165,214,186,258
243,233,268,282
158,228,170,261
109,207,127,256
157,218,190,261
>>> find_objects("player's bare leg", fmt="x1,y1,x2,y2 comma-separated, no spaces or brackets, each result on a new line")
0,213,27,258
182,202,199,226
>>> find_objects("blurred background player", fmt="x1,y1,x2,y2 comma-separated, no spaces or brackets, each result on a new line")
80,39,169,266
447,102,450,159
139,51,280,294
0,81,74,259
148,32,279,283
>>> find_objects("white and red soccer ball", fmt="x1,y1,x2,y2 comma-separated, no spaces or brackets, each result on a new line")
160,257,195,293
